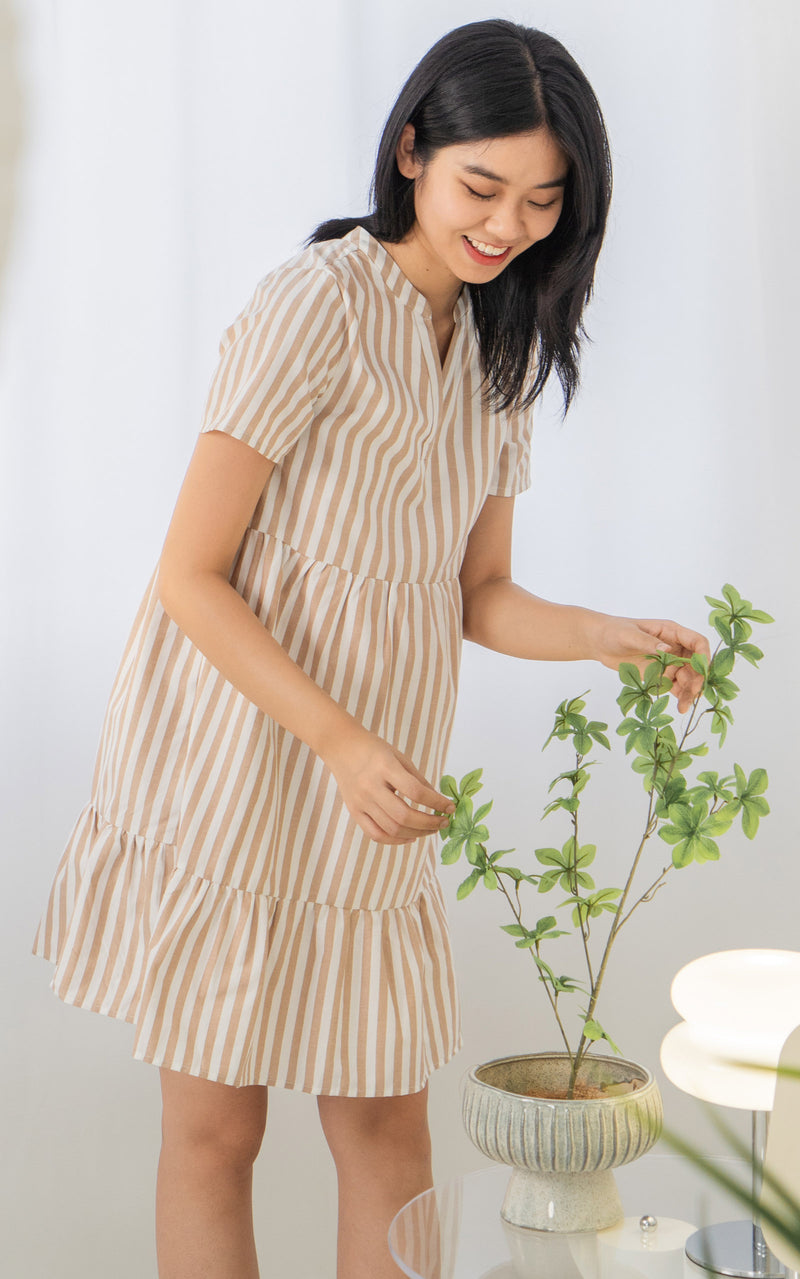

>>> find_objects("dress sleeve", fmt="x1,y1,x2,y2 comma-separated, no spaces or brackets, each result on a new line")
487,405,534,497
199,262,346,463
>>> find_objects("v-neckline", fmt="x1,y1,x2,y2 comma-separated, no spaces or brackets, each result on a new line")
343,225,469,388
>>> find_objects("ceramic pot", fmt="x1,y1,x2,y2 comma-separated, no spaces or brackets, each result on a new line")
462,1052,663,1233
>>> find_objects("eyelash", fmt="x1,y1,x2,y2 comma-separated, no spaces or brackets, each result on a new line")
464,184,557,210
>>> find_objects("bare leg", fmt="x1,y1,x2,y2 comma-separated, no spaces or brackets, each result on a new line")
317,1086,433,1279
156,1068,267,1279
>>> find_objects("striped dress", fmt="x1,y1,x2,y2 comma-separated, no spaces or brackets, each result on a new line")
34,227,533,1096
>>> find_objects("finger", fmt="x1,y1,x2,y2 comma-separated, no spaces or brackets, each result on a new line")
358,810,416,845
671,665,704,713
381,788,451,833
638,619,711,658
365,803,434,843
387,758,455,814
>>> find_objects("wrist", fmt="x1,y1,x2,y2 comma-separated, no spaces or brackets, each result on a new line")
569,605,609,662
309,703,366,769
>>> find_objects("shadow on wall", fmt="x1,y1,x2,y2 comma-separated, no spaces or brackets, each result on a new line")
0,0,24,313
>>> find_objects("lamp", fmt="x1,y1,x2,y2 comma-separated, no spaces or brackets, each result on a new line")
660,949,800,1279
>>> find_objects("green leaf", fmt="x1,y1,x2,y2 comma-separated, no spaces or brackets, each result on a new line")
742,798,770,839
535,847,564,867
535,916,558,935
440,775,459,801
619,662,643,688
456,869,482,900
712,616,733,645
460,768,484,796
551,974,586,995
704,808,735,836
749,609,774,624
587,722,611,750
500,867,538,884
690,652,710,675
738,643,764,666
745,767,768,796
489,848,515,863
473,800,493,822
538,869,562,893
440,839,464,865
464,838,486,867
483,867,498,891
500,924,527,937
583,1018,622,1055
711,648,735,677
671,839,694,868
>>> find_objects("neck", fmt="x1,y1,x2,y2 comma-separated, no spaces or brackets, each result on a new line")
379,237,463,326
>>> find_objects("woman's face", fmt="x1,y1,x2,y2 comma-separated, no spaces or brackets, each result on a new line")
396,126,569,294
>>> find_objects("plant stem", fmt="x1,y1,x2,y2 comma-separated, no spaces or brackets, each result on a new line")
617,864,673,929
570,752,595,990
569,760,660,1089
496,871,574,1064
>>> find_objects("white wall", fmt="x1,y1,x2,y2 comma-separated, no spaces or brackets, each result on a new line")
2,1,798,1275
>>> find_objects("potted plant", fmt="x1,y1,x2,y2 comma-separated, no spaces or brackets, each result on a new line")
439,585,773,1231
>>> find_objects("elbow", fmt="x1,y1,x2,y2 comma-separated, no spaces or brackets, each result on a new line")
460,584,481,644
156,560,181,624
157,553,201,627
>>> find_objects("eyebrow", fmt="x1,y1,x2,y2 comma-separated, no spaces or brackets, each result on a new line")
462,163,568,189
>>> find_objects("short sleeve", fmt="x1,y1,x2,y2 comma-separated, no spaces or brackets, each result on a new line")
487,405,534,497
200,262,347,463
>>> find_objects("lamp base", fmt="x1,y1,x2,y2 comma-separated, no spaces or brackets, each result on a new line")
686,1221,785,1277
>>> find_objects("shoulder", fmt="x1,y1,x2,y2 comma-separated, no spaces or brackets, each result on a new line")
257,232,376,308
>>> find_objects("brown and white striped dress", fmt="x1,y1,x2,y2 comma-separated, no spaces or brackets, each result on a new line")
34,227,533,1096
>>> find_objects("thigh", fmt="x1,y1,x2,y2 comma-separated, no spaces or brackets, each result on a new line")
160,1068,268,1159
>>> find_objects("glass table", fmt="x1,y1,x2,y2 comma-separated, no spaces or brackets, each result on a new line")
389,1155,785,1279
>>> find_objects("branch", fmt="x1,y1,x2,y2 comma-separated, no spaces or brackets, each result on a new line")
496,872,574,1062
570,751,595,990
617,864,673,929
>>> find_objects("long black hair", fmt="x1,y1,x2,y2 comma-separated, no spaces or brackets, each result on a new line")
308,19,612,414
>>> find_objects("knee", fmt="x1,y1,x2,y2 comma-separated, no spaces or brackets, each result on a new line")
319,1092,431,1168
160,1075,267,1175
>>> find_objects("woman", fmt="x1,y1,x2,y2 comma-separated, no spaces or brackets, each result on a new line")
35,20,707,1278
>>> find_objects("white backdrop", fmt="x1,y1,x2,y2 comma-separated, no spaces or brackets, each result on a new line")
2,2,798,1276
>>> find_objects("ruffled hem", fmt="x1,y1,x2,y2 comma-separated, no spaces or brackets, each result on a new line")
33,804,462,1095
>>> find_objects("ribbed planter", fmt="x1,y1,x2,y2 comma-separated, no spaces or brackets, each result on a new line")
462,1053,663,1232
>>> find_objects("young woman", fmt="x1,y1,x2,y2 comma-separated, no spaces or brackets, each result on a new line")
35,19,707,1279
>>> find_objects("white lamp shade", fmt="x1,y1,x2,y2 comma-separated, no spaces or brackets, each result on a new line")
660,950,800,1110
661,1022,779,1110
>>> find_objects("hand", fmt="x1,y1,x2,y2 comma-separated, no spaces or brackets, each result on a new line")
323,725,455,845
593,615,711,714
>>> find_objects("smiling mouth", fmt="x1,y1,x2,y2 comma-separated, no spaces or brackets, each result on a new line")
463,235,511,263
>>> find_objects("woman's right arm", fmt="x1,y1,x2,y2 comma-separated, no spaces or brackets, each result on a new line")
157,429,453,844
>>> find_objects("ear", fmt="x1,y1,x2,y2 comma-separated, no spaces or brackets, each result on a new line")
395,123,423,180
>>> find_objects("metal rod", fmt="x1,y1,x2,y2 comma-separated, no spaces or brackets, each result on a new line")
752,1111,771,1276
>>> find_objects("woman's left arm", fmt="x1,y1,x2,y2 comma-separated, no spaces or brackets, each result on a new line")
459,496,709,714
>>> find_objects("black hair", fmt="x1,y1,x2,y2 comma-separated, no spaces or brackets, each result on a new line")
308,19,612,415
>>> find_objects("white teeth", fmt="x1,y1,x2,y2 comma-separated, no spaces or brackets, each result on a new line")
466,236,507,257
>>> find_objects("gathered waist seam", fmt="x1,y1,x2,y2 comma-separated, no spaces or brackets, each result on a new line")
240,526,460,588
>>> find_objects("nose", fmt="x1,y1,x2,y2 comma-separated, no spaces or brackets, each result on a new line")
483,203,527,246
